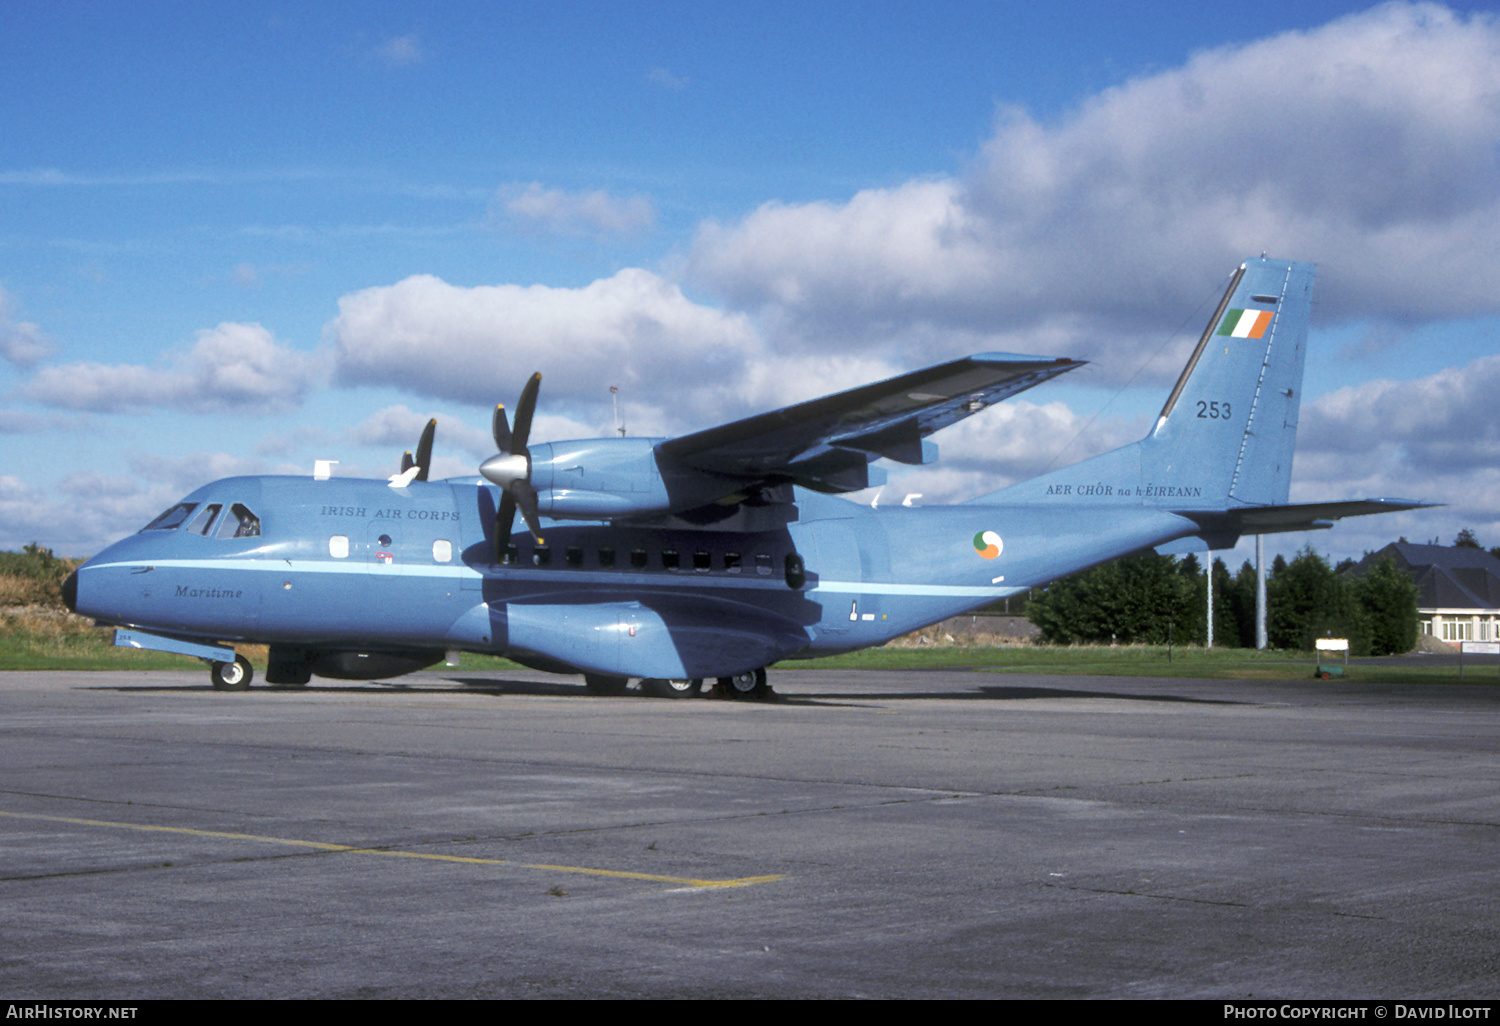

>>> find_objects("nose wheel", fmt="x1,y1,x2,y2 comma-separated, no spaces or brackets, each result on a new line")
210,655,254,691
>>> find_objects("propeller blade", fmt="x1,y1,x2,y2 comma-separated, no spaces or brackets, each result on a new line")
400,451,414,474
511,373,541,453
494,489,516,563
510,479,544,543
492,404,511,453
413,419,436,482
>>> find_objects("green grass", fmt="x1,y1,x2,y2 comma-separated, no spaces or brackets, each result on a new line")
784,643,1493,684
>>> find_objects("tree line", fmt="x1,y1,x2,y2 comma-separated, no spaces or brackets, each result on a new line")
1024,547,1420,655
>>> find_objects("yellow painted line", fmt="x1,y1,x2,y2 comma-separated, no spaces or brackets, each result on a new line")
0,810,782,889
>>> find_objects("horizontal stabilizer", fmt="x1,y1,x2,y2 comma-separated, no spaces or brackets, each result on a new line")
1176,498,1439,546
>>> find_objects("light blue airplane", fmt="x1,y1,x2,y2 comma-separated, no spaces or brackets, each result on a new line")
64,258,1427,696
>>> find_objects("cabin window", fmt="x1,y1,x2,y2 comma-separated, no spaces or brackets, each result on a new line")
140,502,198,532
598,547,616,569
187,503,222,536
216,503,261,539
755,554,773,576
565,545,584,568
532,546,552,567
630,548,648,570
661,549,680,571
725,552,742,573
432,539,452,563
693,550,711,572
329,535,350,558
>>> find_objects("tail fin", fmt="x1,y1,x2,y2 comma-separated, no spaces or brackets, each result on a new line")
983,257,1315,510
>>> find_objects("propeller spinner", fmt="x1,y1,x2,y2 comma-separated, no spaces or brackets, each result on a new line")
480,372,545,557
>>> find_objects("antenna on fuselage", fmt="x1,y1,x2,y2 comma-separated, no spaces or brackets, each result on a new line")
611,385,626,437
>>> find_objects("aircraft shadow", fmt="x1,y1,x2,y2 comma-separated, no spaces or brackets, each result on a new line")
82,676,1244,705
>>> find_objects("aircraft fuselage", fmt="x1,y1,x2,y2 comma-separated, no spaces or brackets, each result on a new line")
69,472,1196,682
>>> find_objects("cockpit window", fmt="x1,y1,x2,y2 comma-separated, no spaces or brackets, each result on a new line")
186,503,222,536
215,503,261,539
140,502,198,532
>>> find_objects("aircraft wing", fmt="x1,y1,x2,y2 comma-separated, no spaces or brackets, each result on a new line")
657,352,1083,493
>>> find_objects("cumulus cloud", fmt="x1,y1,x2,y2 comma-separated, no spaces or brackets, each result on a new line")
1283,350,1500,553
689,3,1500,367
22,323,321,413
494,182,656,237
0,287,52,367
1301,352,1500,472
330,268,763,424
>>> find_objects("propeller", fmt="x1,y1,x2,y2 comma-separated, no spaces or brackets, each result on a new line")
480,373,545,559
391,418,438,487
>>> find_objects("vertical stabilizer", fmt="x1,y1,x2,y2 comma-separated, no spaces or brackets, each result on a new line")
978,257,1314,511
1143,258,1313,507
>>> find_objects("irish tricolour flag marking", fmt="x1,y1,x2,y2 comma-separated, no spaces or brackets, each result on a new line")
1217,308,1274,339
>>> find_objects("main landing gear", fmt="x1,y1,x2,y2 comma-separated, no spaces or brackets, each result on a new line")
717,668,771,700
639,677,704,699
615,669,774,701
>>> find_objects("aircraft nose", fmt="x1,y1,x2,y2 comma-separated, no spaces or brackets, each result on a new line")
62,570,78,613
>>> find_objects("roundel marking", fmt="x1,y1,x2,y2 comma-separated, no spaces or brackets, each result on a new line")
973,530,1002,560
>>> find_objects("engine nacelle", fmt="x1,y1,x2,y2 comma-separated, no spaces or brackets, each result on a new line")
526,438,739,519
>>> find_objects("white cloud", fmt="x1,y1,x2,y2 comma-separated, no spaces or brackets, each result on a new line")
0,287,52,367
688,3,1500,365
330,269,762,426
22,323,321,413
1301,352,1500,473
494,182,656,237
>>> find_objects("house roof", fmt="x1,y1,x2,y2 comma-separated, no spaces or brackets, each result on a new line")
1353,542,1500,612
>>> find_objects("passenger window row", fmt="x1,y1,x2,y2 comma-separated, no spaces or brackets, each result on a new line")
502,545,779,576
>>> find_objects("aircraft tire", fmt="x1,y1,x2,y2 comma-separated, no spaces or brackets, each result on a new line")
640,677,702,699
211,655,253,691
718,669,769,700
583,674,630,696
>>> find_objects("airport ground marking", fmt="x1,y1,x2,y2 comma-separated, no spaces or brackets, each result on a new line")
0,810,782,889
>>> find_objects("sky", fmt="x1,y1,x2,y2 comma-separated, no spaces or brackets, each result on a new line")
3,1,1499,568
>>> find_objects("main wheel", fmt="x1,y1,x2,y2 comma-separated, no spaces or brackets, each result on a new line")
718,668,769,700
584,674,629,696
210,655,253,691
640,677,702,699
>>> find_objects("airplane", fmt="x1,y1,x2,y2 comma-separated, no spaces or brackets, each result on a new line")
63,257,1429,697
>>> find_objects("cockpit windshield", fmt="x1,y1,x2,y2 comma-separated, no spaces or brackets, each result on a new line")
138,500,260,538
139,502,198,532
216,503,261,539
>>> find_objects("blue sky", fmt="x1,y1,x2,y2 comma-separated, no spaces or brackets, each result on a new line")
3,1,1498,566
